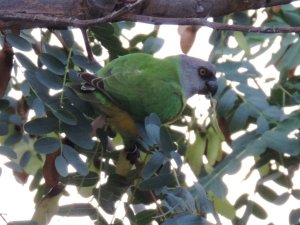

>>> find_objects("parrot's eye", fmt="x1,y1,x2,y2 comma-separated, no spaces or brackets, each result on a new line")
198,67,208,77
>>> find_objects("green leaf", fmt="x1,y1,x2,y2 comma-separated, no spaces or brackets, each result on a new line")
15,53,36,71
134,210,157,225
262,130,300,155
234,194,249,209
64,87,94,116
291,189,300,200
20,151,32,168
9,114,22,125
20,81,31,96
31,97,45,117
62,144,88,176
247,96,269,111
256,184,278,202
142,151,166,179
162,215,205,225
5,161,23,172
6,33,32,51
39,53,65,75
35,69,63,90
61,123,94,150
145,113,161,127
60,172,98,187
55,155,68,177
237,84,263,97
289,208,300,225
90,25,127,59
0,122,8,135
4,132,22,146
159,126,174,152
7,220,39,225
201,174,228,199
24,117,59,135
291,92,300,104
278,40,300,69
256,115,269,134
96,129,108,150
145,114,161,144
274,172,293,189
252,201,267,219
94,174,130,213
0,99,9,110
234,31,250,55
139,173,176,191
43,44,68,64
230,103,249,132
262,106,282,121
274,192,290,205
91,44,102,56
57,203,102,221
214,197,235,219
243,138,267,156
130,34,149,47
25,70,61,109
58,30,74,48
29,169,43,191
193,182,212,214
283,11,300,26
34,137,60,154
0,146,17,159
142,37,164,54
52,109,77,125
72,54,101,73
217,89,237,115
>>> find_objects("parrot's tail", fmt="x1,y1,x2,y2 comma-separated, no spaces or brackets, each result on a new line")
67,74,140,166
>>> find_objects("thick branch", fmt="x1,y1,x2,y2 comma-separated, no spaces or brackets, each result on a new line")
0,0,298,30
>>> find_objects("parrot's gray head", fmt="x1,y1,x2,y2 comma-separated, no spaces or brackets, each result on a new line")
178,55,217,99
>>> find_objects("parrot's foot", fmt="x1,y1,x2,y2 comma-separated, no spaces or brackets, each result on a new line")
126,145,140,164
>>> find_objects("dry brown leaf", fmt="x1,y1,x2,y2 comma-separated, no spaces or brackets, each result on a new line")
43,150,60,187
0,42,13,98
178,25,200,54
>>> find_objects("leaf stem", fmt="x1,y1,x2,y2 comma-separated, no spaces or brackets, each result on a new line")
60,48,73,106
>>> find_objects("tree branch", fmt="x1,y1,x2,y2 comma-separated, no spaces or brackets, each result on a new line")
0,0,146,29
121,15,300,33
0,0,298,32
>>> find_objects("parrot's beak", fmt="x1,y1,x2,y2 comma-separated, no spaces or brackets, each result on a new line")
198,80,218,96
205,80,218,96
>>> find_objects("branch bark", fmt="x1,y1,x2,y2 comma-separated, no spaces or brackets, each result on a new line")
0,0,297,30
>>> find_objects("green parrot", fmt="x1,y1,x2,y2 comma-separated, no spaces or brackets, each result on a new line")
70,53,217,169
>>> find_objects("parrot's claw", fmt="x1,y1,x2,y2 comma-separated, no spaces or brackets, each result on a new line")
126,145,140,164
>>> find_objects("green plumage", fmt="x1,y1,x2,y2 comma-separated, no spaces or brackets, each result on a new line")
69,52,217,164
97,53,184,123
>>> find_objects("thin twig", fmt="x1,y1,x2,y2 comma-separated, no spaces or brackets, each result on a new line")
0,214,8,224
81,28,95,63
121,15,300,33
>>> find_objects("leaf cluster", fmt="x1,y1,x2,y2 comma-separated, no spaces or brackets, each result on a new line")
0,5,300,225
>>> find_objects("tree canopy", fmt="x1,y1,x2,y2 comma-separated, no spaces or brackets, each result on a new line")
0,1,300,225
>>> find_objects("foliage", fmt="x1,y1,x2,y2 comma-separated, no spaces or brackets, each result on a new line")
0,4,299,225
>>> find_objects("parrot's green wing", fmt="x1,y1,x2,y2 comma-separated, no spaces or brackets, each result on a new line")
98,53,185,123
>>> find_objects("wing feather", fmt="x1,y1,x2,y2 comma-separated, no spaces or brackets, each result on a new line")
98,53,185,123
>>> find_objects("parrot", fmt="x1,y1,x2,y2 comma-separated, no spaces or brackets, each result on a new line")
69,53,217,168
